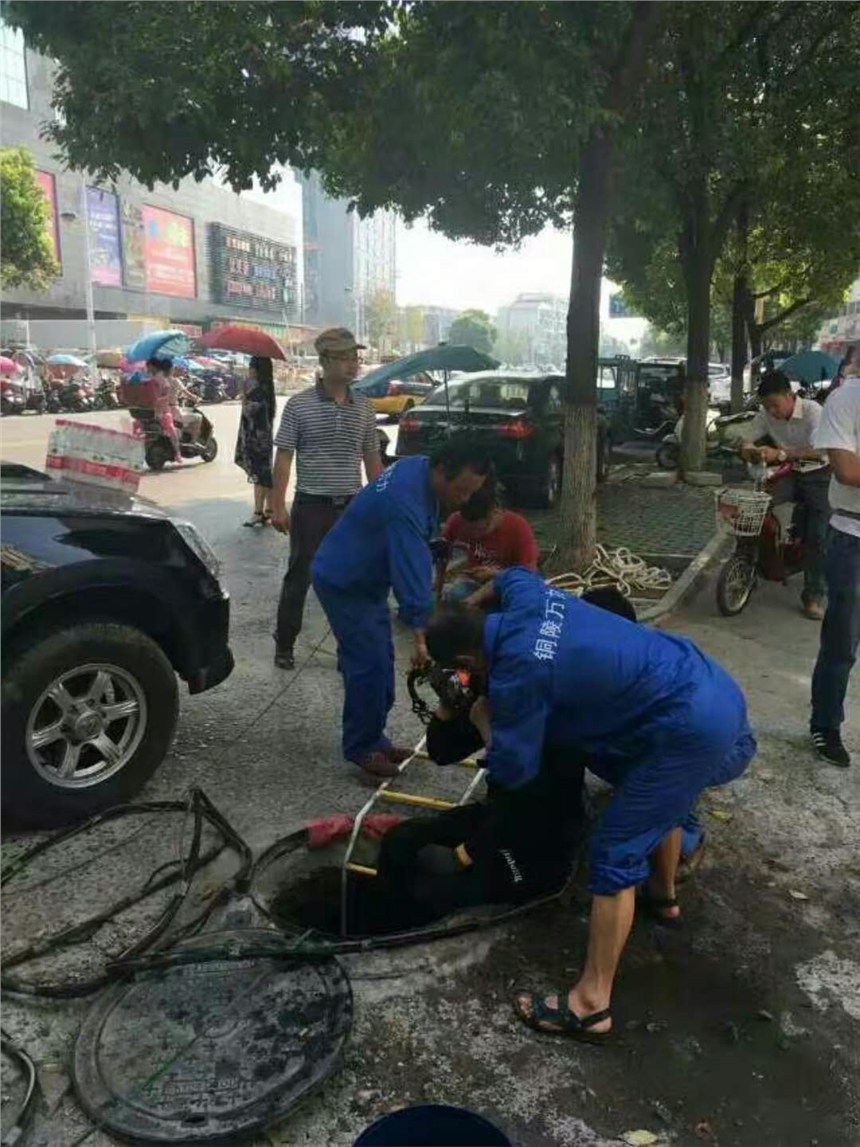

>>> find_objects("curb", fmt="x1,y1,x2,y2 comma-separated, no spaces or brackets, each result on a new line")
638,530,730,624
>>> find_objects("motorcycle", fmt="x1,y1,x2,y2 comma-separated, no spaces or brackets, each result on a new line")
56,378,94,413
93,374,121,410
1,377,26,416
655,407,725,470
714,460,805,616
188,374,228,404
130,403,219,471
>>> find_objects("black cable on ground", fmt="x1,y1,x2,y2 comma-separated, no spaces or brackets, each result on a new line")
0,788,252,999
0,1028,39,1147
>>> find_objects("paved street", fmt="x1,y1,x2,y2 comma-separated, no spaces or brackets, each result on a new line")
2,408,859,1146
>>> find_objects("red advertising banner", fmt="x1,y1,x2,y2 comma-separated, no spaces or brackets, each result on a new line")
141,206,196,298
34,170,61,269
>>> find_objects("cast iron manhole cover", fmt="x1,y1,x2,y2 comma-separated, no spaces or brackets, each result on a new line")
73,929,352,1143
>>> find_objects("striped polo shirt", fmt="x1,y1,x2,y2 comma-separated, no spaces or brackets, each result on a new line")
274,380,378,496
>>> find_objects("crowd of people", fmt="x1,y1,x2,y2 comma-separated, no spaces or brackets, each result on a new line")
229,326,857,1036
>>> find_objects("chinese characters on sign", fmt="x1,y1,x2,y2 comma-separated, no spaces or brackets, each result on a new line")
533,589,568,662
34,170,60,270
141,206,196,299
86,187,122,287
209,223,297,314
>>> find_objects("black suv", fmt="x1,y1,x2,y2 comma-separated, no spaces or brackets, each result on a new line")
1,464,234,827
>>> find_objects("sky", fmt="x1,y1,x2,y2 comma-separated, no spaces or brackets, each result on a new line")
396,219,572,313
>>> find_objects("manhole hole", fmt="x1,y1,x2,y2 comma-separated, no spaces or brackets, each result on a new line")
73,928,352,1144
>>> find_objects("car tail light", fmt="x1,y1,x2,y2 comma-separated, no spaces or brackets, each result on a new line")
400,414,421,434
387,381,402,395
494,418,534,439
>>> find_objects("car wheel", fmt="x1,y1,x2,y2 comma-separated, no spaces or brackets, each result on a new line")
201,436,218,463
1,622,179,828
145,440,173,472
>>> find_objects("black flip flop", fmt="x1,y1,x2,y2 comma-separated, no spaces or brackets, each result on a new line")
638,889,683,929
512,990,611,1042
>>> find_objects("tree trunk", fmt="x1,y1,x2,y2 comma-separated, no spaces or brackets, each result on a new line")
558,131,612,570
679,235,713,474
557,0,659,570
730,201,749,412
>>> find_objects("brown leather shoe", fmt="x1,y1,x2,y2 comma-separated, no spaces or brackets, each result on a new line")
802,600,825,621
385,745,413,764
353,751,401,779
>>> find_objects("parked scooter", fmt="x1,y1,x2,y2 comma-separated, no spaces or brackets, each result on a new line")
130,404,219,471
655,407,724,470
56,378,94,413
188,375,228,404
0,377,26,416
93,374,122,410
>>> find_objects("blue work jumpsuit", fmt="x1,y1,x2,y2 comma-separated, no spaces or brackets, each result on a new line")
483,569,756,895
311,456,438,763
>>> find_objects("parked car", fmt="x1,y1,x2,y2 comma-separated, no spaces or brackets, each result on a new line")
395,371,610,509
1,463,234,827
352,368,436,420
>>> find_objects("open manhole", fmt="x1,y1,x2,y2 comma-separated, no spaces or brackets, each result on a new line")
251,827,569,950
73,928,352,1144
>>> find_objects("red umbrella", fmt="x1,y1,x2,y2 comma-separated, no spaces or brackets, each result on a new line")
201,325,286,360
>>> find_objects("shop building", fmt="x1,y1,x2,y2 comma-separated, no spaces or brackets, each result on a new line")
0,23,302,349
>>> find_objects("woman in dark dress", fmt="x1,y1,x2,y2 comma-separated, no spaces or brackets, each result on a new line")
235,355,275,526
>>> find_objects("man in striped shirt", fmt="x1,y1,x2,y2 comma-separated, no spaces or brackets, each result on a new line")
271,328,383,669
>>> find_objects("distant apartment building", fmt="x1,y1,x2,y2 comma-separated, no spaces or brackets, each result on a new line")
0,20,302,349
496,293,567,366
818,273,860,357
301,171,396,339
422,305,459,346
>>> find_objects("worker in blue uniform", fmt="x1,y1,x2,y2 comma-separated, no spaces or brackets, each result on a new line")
311,440,491,782
425,568,756,1041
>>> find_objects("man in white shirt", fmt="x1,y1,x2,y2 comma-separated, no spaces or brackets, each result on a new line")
740,371,830,620
809,363,860,768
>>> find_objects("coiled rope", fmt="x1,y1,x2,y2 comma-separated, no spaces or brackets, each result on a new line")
546,544,672,599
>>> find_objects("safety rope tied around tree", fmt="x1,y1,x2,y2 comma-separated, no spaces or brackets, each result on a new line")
546,545,673,599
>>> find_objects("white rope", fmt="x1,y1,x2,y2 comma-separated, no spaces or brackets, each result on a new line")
546,544,672,599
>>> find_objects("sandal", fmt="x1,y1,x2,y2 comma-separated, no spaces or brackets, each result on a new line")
638,888,683,929
243,512,265,527
512,990,612,1042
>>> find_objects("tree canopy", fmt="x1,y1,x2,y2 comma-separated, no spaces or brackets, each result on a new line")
448,310,497,355
0,147,59,291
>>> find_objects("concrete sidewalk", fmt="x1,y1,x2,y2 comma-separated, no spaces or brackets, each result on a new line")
2,493,858,1147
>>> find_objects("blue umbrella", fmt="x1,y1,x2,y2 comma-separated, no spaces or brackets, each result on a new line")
172,356,204,373
47,353,88,367
780,350,839,384
125,329,189,364
353,345,499,396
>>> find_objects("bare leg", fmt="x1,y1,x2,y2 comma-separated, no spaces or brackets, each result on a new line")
253,484,268,514
515,887,635,1034
647,826,683,920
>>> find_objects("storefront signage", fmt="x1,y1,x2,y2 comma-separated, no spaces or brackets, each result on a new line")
86,187,122,286
209,223,297,314
120,199,146,291
34,170,60,269
142,206,196,299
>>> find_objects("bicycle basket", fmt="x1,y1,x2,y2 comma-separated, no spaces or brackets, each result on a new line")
714,488,771,537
